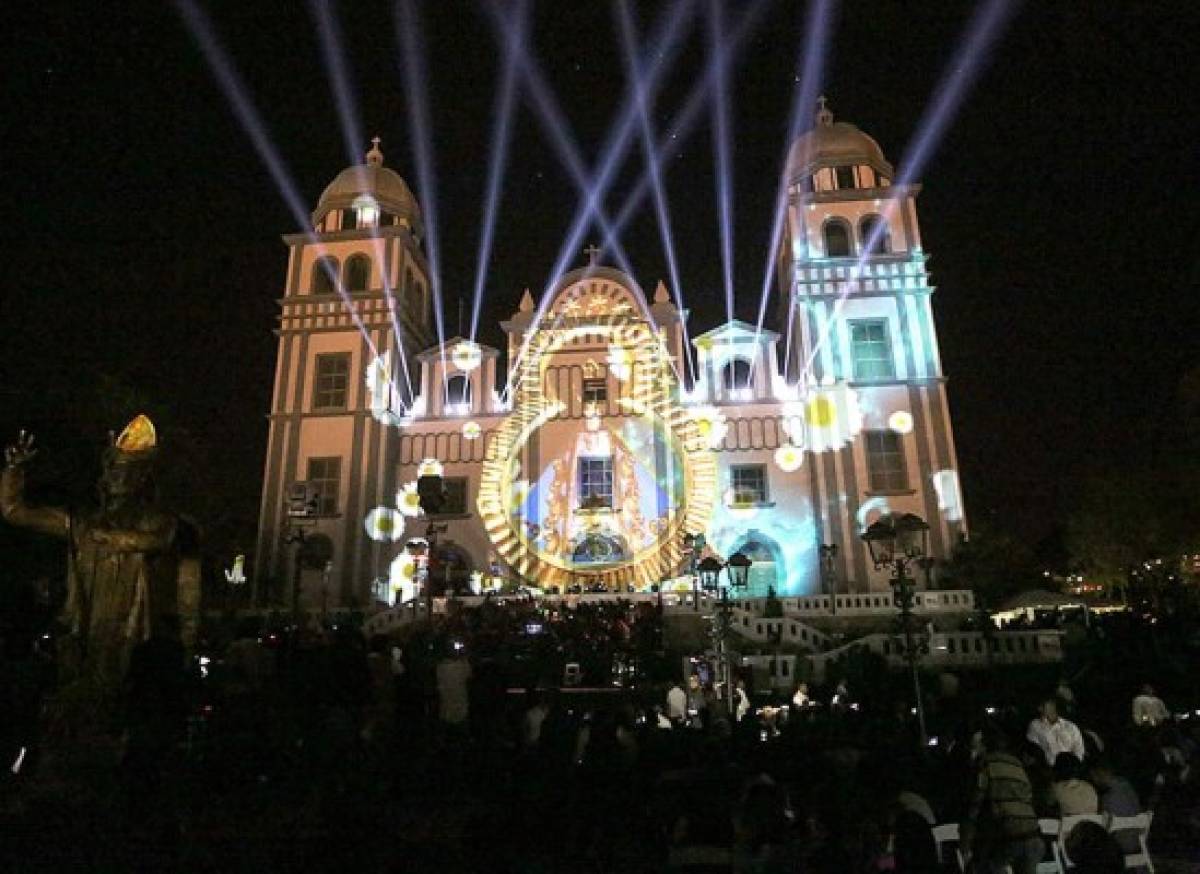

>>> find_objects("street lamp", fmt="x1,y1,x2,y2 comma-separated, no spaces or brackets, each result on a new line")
726,552,752,592
819,543,839,613
697,551,754,717
684,532,706,611
862,513,931,747
698,555,723,593
416,470,448,616
406,537,429,617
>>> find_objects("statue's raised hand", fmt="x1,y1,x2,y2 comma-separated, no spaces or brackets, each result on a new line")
4,431,38,468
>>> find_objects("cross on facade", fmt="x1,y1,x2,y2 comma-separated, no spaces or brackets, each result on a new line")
584,244,601,266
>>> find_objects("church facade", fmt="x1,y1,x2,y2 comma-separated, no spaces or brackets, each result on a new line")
254,105,966,608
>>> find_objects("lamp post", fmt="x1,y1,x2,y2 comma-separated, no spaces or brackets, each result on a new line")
416,470,448,616
684,532,706,612
405,537,429,618
862,513,931,747
819,543,839,614
699,552,753,716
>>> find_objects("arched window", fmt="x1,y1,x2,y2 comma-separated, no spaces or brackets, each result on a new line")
311,256,338,295
345,255,370,292
721,359,753,397
859,215,891,254
445,374,471,411
823,220,852,257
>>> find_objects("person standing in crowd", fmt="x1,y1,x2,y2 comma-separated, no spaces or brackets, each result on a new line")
1051,752,1099,815
1131,684,1170,727
831,680,851,715
520,687,550,749
666,680,687,725
685,674,707,727
435,642,472,737
792,681,811,710
1090,758,1141,817
1055,675,1076,715
733,678,751,722
1027,698,1085,766
962,727,1045,874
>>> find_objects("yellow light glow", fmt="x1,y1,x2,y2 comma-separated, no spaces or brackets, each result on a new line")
451,341,482,372
417,458,444,478
463,421,481,440
888,410,914,434
397,483,423,517
774,445,803,472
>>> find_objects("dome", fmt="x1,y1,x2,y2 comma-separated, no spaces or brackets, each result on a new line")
312,137,423,230
786,98,894,183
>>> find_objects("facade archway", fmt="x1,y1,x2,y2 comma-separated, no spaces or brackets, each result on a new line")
729,533,786,598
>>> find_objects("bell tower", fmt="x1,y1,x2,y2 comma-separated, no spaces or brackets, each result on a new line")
776,99,966,592
254,138,434,607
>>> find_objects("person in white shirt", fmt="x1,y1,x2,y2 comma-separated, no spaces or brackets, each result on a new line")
792,682,811,709
1131,684,1170,727
666,681,687,724
734,679,751,722
1027,698,1085,766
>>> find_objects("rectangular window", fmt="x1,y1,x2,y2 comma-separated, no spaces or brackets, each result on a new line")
582,378,608,404
849,319,895,381
835,166,856,190
434,477,469,516
730,464,768,506
312,350,350,410
306,456,342,516
578,457,613,508
865,431,908,492
312,353,351,410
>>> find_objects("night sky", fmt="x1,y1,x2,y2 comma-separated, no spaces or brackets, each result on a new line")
2,1,1194,549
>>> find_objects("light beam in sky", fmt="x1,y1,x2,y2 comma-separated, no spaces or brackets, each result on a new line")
470,0,528,343
394,0,450,393
706,0,736,326
173,0,380,357
310,0,414,400
803,0,1017,378
757,0,836,380
614,0,695,385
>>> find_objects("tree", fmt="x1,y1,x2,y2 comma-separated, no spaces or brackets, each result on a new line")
939,524,1043,608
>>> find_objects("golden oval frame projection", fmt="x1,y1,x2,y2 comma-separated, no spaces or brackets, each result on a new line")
477,291,716,590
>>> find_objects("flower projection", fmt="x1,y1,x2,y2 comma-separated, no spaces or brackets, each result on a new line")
774,445,804,473
804,383,863,453
888,410,914,434
417,457,444,478
451,341,482,372
364,507,405,542
397,483,423,517
688,405,729,449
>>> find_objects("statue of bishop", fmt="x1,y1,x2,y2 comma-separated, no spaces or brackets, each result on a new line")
1,416,199,698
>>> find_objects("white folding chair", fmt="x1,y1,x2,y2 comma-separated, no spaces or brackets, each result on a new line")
1107,811,1154,872
1035,817,1065,874
1058,813,1111,869
931,823,965,872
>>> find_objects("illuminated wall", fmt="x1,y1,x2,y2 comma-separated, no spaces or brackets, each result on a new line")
258,109,967,605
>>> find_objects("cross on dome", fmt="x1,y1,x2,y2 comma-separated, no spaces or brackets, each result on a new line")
366,135,384,166
816,95,833,127
583,243,601,266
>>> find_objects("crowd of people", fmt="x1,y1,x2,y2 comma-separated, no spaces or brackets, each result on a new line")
1,597,1198,872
